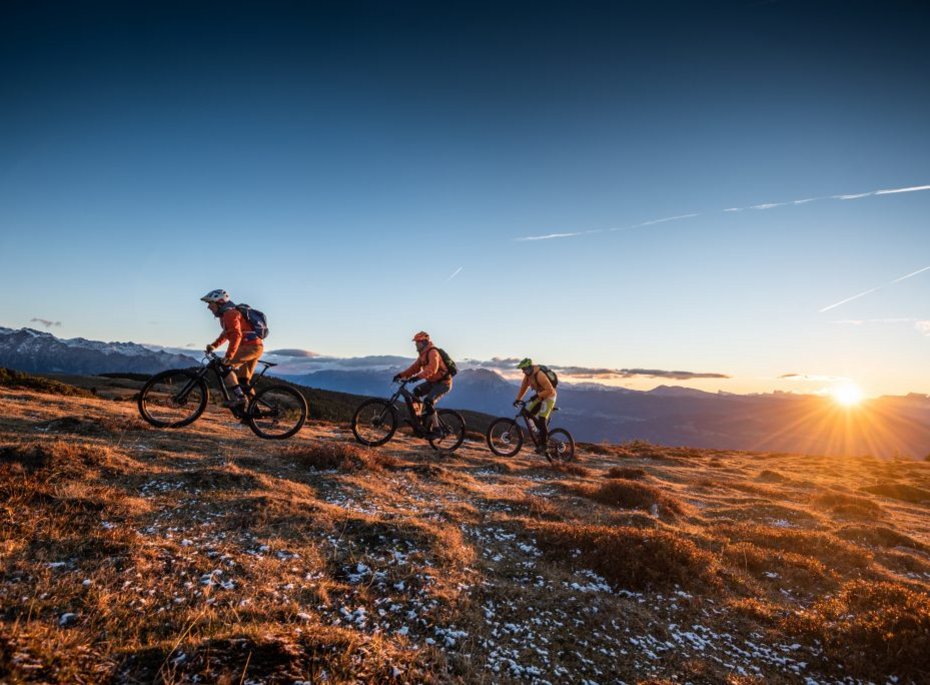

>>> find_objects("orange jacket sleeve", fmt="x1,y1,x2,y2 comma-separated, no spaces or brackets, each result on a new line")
515,375,531,401
399,357,422,379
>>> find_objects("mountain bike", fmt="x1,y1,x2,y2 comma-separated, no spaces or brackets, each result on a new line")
486,400,575,462
137,352,308,439
351,378,466,452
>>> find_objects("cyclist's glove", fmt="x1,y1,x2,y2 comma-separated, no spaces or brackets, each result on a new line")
205,344,216,354
393,374,403,383
513,399,522,408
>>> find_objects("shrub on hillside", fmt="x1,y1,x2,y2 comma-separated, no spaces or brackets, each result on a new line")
0,368,92,397
577,442,616,456
718,523,872,570
812,491,883,518
835,524,925,552
531,522,719,592
578,479,684,518
784,580,930,681
285,443,398,472
0,441,112,476
720,541,833,591
862,482,930,504
756,469,790,483
546,462,590,477
605,466,647,480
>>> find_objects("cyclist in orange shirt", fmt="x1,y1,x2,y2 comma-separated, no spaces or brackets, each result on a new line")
393,331,452,439
201,289,263,413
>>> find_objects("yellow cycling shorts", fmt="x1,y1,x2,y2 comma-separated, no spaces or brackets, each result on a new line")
526,396,556,420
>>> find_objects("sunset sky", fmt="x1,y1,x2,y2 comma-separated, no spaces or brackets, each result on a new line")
2,1,929,397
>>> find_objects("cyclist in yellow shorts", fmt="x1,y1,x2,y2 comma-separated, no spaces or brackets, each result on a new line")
514,358,557,453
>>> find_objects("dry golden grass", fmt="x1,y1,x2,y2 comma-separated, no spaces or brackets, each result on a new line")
2,378,930,683
784,579,930,680
605,465,648,480
577,477,686,518
531,521,720,592
812,490,885,518
284,441,400,472
863,481,930,504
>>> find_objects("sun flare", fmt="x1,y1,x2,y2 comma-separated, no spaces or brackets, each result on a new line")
832,383,864,407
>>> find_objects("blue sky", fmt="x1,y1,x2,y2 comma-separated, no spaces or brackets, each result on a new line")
2,1,929,396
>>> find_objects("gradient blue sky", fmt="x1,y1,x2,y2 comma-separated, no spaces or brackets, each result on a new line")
2,1,929,396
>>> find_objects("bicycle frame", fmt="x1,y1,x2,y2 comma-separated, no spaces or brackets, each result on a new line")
176,352,274,408
512,400,552,448
387,379,432,434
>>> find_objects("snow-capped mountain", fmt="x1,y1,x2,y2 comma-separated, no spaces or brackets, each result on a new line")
0,327,199,375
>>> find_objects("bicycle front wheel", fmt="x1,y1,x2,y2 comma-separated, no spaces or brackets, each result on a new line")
247,385,307,439
351,399,398,446
138,370,208,428
429,409,466,452
486,418,524,457
545,428,575,463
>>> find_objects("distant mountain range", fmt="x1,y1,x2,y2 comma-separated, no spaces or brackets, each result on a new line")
0,327,198,375
3,326,930,458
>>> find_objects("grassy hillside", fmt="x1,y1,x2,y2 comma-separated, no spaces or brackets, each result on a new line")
1,377,930,683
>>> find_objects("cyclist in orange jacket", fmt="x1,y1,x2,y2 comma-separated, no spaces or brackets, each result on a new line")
201,289,263,411
393,331,452,438
514,358,557,453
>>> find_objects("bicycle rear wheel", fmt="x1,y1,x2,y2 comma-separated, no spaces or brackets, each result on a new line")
545,428,575,463
138,370,208,428
351,399,398,446
486,418,523,457
429,409,466,452
247,385,307,439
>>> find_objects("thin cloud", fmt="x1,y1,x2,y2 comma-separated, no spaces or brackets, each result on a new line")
820,263,930,313
514,181,930,242
831,318,914,325
30,318,61,328
469,359,729,380
266,348,320,358
780,373,849,382
446,266,463,282
615,367,730,380
915,321,930,336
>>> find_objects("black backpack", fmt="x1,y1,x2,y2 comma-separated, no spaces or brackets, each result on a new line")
433,348,458,378
538,365,558,387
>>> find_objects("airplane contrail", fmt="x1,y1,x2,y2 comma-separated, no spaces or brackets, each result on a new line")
819,263,930,313
819,288,881,313
515,181,930,242
446,266,463,282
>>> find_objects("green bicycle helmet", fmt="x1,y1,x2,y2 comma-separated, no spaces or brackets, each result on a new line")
517,358,533,369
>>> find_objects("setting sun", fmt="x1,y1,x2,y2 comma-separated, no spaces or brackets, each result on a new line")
832,383,864,407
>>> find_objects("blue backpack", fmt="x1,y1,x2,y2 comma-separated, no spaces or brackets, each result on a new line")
236,304,269,339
